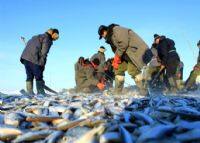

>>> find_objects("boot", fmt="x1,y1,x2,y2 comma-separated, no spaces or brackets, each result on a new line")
26,81,34,95
36,81,45,95
168,77,178,94
114,75,125,94
135,80,149,96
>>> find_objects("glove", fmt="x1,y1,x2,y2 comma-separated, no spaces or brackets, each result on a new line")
97,82,105,90
112,54,121,70
160,65,165,71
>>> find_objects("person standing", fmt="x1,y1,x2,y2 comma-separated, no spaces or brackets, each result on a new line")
91,46,106,81
90,46,106,65
154,34,181,93
20,28,59,95
98,24,151,95
185,40,200,91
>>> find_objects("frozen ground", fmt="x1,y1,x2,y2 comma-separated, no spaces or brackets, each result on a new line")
0,88,200,142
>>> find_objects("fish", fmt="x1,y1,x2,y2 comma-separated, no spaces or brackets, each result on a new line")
99,132,121,143
119,125,134,143
137,125,176,143
56,119,86,131
74,125,105,143
175,128,200,142
12,130,53,143
4,112,25,127
52,119,68,126
0,114,4,124
0,125,23,141
176,120,200,130
46,131,64,143
49,105,69,113
131,111,154,125
64,126,91,142
26,115,61,122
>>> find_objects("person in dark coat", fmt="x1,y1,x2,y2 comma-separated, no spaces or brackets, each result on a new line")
154,34,180,93
20,28,59,95
75,59,105,93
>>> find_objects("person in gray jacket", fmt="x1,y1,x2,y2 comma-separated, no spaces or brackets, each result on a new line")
90,46,106,65
91,46,106,81
75,57,85,86
20,28,59,95
98,24,152,95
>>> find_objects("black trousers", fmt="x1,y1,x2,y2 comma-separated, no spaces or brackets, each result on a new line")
166,54,180,78
23,60,44,82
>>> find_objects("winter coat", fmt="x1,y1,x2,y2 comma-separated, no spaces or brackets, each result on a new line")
149,43,161,67
76,64,99,91
105,24,150,71
75,61,84,85
197,49,200,64
90,52,106,65
20,33,53,66
156,36,180,67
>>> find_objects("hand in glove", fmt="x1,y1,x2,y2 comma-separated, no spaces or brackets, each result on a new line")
112,54,121,70
97,82,105,90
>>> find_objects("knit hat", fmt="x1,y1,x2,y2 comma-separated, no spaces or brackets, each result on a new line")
98,46,106,53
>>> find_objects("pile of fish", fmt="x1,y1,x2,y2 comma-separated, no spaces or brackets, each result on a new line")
0,88,200,143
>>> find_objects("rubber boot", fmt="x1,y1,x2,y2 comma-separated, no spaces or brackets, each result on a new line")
135,80,149,96
26,81,34,95
114,75,125,94
36,81,45,95
168,77,178,94
82,87,92,93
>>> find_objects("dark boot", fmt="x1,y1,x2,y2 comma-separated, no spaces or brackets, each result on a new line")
36,81,45,95
26,81,34,95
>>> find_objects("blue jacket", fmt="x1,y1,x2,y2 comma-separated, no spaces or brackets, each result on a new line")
20,33,53,66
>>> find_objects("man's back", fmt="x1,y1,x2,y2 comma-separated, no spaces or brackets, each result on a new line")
21,33,52,66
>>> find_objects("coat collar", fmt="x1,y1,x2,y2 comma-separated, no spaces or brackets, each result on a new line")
105,24,119,44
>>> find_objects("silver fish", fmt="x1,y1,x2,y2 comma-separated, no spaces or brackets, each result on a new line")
137,125,176,143
132,111,154,125
4,112,25,127
0,114,4,124
74,125,105,143
99,132,121,143
46,131,64,143
176,120,200,130
0,125,23,141
175,128,200,142
119,125,134,143
12,130,53,143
